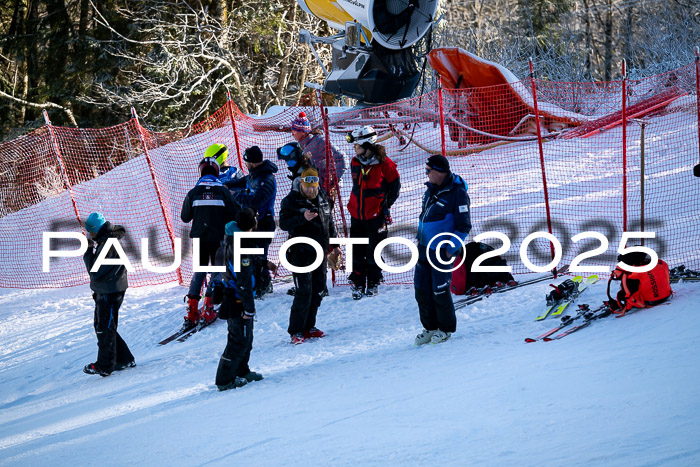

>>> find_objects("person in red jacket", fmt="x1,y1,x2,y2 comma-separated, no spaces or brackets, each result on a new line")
345,125,401,299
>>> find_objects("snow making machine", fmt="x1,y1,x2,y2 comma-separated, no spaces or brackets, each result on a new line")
297,0,439,104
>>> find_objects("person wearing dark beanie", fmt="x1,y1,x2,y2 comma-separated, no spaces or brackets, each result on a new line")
426,154,450,173
243,146,264,164
225,146,278,298
413,153,472,346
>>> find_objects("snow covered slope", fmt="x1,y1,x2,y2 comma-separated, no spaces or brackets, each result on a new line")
1,276,699,465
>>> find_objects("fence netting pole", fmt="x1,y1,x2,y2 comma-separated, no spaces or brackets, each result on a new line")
528,59,556,270
131,107,182,284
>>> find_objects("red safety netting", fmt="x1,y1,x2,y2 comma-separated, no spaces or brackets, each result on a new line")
1,62,699,289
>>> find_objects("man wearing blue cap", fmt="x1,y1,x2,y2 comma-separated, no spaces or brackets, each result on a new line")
82,212,135,377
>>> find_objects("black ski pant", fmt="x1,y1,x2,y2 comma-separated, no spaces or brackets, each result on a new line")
288,260,327,336
348,216,387,288
215,309,254,386
255,213,276,292
93,292,134,372
188,239,221,297
414,257,457,333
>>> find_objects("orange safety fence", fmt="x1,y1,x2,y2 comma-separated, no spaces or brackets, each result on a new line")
1,61,699,289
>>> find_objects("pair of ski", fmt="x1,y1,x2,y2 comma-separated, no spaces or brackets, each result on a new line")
534,274,599,322
158,306,220,345
454,264,570,310
525,303,611,342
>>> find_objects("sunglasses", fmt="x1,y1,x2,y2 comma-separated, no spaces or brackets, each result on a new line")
300,175,320,184
425,167,444,175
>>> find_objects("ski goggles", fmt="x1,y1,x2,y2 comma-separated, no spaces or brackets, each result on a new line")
300,175,320,186
346,131,377,144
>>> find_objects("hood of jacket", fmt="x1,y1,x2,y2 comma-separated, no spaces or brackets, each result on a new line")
93,221,125,242
251,160,279,175
425,172,469,194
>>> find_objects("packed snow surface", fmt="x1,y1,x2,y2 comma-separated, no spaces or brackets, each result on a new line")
2,100,700,464
0,276,699,465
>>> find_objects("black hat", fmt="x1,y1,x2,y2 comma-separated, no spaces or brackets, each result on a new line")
426,154,450,172
236,208,258,232
243,146,264,163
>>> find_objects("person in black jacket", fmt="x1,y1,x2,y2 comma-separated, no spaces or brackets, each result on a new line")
225,146,278,299
82,212,135,377
214,208,263,391
181,156,238,325
279,168,341,344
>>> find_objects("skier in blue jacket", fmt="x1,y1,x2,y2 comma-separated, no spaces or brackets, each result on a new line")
414,155,471,345
225,146,278,298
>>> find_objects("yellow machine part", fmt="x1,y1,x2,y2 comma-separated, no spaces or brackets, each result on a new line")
298,0,373,42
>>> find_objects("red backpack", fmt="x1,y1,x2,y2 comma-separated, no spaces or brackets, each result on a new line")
607,258,673,315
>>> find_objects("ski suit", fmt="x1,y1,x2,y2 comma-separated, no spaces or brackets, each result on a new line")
83,222,134,373
214,224,257,387
415,173,472,333
279,178,337,336
346,154,401,289
181,174,238,296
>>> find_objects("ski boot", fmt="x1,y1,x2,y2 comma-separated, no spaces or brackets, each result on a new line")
255,282,273,300
291,333,306,345
304,327,325,339
200,295,217,324
365,283,378,297
430,330,452,344
83,362,111,377
350,284,364,300
184,294,200,326
414,329,435,345
546,279,578,306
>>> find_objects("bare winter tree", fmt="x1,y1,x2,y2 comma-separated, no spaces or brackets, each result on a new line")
436,0,700,83
82,0,331,129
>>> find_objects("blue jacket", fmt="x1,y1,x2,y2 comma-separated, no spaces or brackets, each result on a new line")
226,160,278,222
218,166,244,185
417,173,472,256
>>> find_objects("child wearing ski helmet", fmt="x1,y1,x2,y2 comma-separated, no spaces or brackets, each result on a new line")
181,155,238,326
82,212,135,376
204,143,244,185
345,125,401,299
290,112,347,192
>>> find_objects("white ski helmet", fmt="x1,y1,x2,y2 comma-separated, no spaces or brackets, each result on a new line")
347,125,377,146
